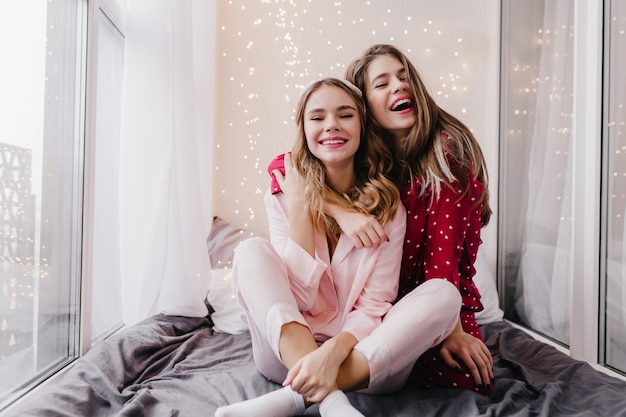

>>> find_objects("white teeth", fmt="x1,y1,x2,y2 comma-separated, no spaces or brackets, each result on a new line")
391,98,411,110
322,139,346,145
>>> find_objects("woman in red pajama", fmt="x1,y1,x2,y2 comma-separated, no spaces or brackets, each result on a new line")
337,44,494,395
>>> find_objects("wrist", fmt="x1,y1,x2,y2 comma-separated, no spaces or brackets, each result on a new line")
328,331,357,359
288,194,308,210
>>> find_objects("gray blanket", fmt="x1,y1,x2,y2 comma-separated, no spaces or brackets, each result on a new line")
6,314,626,417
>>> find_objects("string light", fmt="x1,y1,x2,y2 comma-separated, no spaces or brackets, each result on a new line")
214,0,487,235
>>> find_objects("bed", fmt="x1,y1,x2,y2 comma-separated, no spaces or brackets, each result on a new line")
6,218,626,417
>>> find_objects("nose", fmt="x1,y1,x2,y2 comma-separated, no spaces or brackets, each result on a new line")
391,77,406,93
324,116,340,131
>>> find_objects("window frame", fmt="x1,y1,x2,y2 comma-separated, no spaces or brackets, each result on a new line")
80,0,126,356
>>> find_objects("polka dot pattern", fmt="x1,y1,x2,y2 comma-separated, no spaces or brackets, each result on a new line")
398,137,492,395
397,167,485,316
411,311,493,396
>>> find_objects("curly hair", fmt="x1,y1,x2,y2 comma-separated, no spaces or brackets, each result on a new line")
291,77,401,240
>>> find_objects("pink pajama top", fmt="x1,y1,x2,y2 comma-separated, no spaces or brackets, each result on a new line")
264,189,407,343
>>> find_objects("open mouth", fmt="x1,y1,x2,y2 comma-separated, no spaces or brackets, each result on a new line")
391,98,412,112
320,138,348,145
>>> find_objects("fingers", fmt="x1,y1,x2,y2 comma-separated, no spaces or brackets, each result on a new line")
272,153,292,194
462,348,493,388
282,362,299,388
284,371,331,403
272,169,285,188
349,222,388,248
440,347,461,371
283,152,293,170
442,341,494,389
367,222,388,246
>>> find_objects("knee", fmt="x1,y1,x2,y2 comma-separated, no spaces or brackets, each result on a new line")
233,237,275,271
232,237,272,288
425,278,462,311
234,236,272,262
232,237,288,293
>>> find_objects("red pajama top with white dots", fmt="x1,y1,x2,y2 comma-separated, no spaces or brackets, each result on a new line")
397,171,485,317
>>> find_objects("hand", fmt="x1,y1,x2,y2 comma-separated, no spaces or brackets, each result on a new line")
439,330,494,388
272,153,306,205
331,210,387,248
282,343,341,403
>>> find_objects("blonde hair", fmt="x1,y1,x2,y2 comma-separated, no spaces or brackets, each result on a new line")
292,77,401,239
345,44,492,226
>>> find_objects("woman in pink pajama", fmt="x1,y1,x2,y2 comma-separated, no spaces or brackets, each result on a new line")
215,77,461,417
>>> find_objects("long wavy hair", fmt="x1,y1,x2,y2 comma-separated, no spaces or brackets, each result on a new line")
292,77,401,240
345,44,491,226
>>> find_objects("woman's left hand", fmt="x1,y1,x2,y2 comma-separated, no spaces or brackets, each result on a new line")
439,329,494,388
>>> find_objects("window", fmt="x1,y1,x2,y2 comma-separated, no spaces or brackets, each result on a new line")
602,0,626,375
0,0,86,404
501,0,626,376
499,0,574,347
0,0,126,408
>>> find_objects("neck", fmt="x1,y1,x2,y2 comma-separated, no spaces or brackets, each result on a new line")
325,164,355,194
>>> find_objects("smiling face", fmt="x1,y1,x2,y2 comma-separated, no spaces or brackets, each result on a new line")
303,84,361,174
365,54,416,142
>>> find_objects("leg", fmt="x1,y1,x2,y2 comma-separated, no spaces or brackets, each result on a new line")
279,322,318,369
277,323,364,417
219,238,364,417
216,238,309,417
232,237,310,381
336,279,462,394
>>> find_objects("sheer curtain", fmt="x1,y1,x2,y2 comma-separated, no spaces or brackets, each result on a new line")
502,0,574,345
119,0,213,325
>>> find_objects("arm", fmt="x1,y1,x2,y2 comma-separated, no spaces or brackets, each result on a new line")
283,331,358,403
422,181,493,387
268,153,388,248
279,152,314,257
324,203,388,248
265,154,328,310
267,153,313,255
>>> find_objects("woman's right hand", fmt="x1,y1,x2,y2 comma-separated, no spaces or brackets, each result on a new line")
283,346,340,404
273,153,315,256
272,153,306,204
328,207,387,248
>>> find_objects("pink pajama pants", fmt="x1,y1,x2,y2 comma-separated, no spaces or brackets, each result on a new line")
232,237,461,394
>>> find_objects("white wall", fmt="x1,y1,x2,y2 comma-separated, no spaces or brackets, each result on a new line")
212,0,500,271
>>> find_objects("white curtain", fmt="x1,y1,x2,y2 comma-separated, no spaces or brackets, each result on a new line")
119,0,213,325
513,0,574,344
